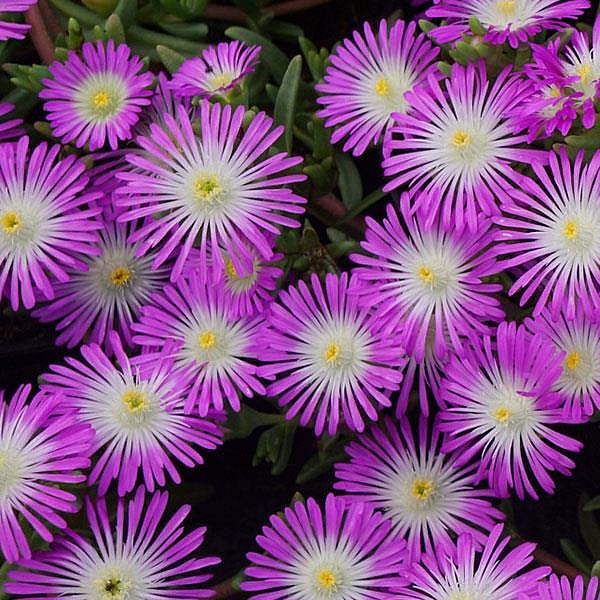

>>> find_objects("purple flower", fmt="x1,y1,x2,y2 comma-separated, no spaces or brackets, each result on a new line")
32,209,172,351
170,40,260,99
258,272,406,436
439,321,582,499
395,524,550,599
5,486,220,598
315,18,439,156
184,240,284,318
382,61,542,231
334,416,504,562
0,384,93,562
42,332,223,496
132,273,265,415
494,148,600,319
41,40,153,150
352,199,503,363
536,575,600,600
0,137,101,310
117,101,306,281
242,493,406,599
0,103,23,141
427,0,589,48
0,0,37,40
526,308,600,422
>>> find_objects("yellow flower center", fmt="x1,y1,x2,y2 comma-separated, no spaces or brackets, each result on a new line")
1,211,22,234
452,130,471,148
324,342,341,364
317,569,337,590
411,478,434,501
549,86,562,98
578,64,593,85
564,220,579,240
109,266,131,286
210,73,234,90
121,389,148,413
374,77,390,97
565,351,581,371
225,258,239,280
496,0,516,16
418,266,435,284
494,406,511,422
193,174,223,202
93,90,110,109
199,330,216,349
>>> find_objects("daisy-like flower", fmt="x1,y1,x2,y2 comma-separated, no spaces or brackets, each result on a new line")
527,308,600,422
494,148,600,319
185,241,283,317
352,199,503,363
6,486,220,599
439,321,582,499
170,40,261,99
0,384,93,562
40,39,153,150
0,103,23,141
427,0,589,48
132,273,265,416
242,493,406,599
258,272,406,436
32,211,172,350
334,416,504,561
42,333,223,496
536,575,600,600
0,137,101,310
0,0,37,40
395,525,550,599
382,61,541,231
117,101,306,281
315,18,439,156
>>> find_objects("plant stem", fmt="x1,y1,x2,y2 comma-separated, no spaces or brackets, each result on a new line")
310,191,366,240
25,4,56,64
203,0,335,22
533,546,582,580
213,578,242,599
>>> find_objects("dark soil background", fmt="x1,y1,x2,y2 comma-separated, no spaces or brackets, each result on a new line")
4,0,600,589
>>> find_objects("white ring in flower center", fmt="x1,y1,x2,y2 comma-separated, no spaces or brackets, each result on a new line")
75,72,128,123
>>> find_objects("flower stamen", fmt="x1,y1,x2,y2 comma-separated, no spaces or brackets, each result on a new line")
565,351,581,371
411,478,434,501
199,330,216,349
193,174,223,202
317,569,338,591
1,211,22,234
374,77,390,97
496,0,516,16
564,220,579,240
109,266,131,287
121,389,148,414
451,130,471,148
324,342,341,364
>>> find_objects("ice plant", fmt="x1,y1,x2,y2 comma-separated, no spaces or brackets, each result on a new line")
382,61,540,231
427,0,589,48
133,272,265,415
395,525,550,599
439,321,582,499
258,272,406,436
334,416,504,561
494,148,600,319
117,101,306,281
0,137,101,310
0,384,93,562
42,333,222,496
33,213,172,350
536,575,600,600
0,0,37,40
171,40,261,98
0,103,23,141
315,18,439,156
41,39,153,150
6,486,220,598
242,493,406,599
527,308,600,422
352,199,503,362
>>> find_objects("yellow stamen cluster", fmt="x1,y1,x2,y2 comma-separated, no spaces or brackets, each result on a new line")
324,342,341,364
452,130,471,148
121,389,148,414
411,478,434,501
109,266,131,287
93,91,110,108
496,0,517,16
317,569,337,591
374,77,391,97
1,211,22,234
578,64,593,85
226,258,239,280
563,220,579,240
193,174,222,202
494,406,511,423
199,330,216,349
418,266,435,284
565,351,581,371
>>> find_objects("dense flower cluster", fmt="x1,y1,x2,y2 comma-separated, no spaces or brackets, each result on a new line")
3,1,600,598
